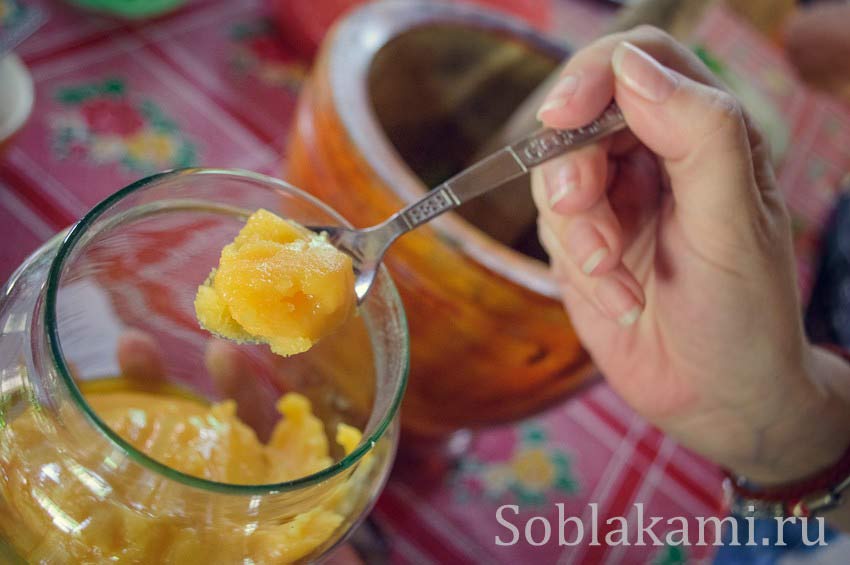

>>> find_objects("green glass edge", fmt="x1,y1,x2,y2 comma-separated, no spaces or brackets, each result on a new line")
43,167,410,495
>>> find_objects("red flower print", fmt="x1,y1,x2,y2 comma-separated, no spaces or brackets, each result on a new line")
246,36,293,63
80,97,144,137
69,143,88,159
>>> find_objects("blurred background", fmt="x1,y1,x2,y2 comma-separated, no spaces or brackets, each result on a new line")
2,0,850,563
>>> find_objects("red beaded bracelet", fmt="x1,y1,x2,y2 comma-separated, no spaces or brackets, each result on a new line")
724,442,850,517
724,344,850,518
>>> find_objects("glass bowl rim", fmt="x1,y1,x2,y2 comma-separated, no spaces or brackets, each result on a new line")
44,167,410,494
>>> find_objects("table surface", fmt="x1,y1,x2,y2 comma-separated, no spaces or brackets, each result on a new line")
3,1,850,563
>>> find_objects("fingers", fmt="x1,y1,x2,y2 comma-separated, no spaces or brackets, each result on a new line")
538,217,644,327
533,160,621,275
534,156,645,327
610,41,760,229
538,25,765,248
542,141,611,215
532,144,645,325
536,66,613,128
117,329,166,382
538,26,726,129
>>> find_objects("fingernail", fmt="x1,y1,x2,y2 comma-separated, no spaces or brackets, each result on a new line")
204,339,243,396
582,248,608,275
612,42,678,103
568,223,609,275
117,329,166,381
618,307,641,327
547,161,579,208
537,220,562,260
536,74,580,120
595,277,642,326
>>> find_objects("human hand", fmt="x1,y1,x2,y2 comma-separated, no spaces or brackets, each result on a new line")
532,27,850,484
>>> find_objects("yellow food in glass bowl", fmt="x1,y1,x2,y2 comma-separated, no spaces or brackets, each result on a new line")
194,209,356,356
88,391,361,484
0,210,365,562
0,388,366,563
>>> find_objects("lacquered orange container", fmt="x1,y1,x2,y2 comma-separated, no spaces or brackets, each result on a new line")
287,2,596,441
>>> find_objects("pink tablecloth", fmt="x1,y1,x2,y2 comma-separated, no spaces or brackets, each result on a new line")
3,1,850,564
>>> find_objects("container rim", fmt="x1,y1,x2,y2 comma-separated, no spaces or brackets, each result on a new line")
44,167,410,494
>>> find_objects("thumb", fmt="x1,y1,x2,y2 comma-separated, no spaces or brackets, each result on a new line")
611,41,761,228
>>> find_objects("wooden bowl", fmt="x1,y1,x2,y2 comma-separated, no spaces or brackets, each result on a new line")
287,1,595,440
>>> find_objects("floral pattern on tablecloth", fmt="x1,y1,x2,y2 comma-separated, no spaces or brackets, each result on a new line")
4,1,850,564
229,19,307,90
0,0,27,29
653,544,688,565
452,424,579,506
50,78,198,173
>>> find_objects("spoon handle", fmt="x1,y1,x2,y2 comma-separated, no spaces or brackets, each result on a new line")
396,103,626,231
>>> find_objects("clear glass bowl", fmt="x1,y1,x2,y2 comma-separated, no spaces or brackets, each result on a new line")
0,168,408,563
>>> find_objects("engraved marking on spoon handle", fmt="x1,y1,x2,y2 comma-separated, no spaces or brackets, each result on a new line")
399,186,461,230
512,103,627,168
391,103,626,235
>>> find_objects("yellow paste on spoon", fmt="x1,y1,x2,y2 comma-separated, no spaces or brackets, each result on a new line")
194,209,356,356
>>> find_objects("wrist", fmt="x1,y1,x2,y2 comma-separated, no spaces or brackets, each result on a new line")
724,441,850,518
730,344,850,485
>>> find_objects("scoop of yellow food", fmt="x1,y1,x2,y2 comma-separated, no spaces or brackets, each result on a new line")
195,209,356,356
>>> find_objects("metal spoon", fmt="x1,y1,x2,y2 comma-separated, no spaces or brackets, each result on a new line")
312,103,627,303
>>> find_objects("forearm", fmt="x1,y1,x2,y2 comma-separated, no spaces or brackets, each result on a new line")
737,345,850,533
